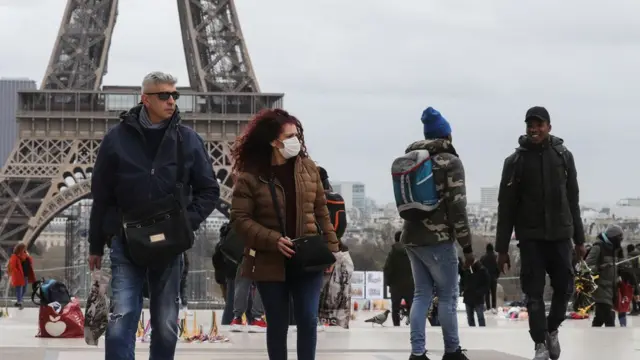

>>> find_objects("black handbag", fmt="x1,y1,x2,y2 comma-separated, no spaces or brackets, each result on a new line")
268,179,335,272
219,222,244,265
121,127,194,268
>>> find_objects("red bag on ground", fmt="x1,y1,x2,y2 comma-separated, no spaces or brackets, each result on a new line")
615,281,633,313
37,298,85,338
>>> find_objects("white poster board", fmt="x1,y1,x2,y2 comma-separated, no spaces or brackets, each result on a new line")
365,271,384,299
351,271,366,299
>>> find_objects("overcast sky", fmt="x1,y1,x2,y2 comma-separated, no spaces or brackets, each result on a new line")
1,0,639,206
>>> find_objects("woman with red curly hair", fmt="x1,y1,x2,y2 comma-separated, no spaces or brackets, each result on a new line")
230,108,339,360
7,243,36,309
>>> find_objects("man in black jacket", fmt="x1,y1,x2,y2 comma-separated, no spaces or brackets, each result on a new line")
383,231,414,326
480,243,500,311
496,106,585,360
87,71,219,360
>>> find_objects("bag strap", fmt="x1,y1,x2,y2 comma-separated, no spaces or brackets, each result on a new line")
552,144,569,174
268,180,287,237
175,125,186,187
31,279,45,306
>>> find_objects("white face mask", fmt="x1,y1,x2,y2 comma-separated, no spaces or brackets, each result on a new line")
279,137,301,159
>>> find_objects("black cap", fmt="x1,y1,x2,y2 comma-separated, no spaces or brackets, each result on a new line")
525,106,550,123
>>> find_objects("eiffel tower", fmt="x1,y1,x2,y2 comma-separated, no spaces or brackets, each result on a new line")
0,0,283,262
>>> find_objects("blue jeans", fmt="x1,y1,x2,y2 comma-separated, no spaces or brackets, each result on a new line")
105,237,181,360
465,303,486,326
618,312,627,327
15,276,28,303
257,270,324,360
222,276,235,325
406,242,460,355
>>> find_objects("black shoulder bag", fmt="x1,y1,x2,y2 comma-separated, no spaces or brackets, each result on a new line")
121,126,194,268
268,179,335,272
219,221,244,265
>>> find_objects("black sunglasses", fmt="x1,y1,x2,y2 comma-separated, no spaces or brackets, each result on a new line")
145,91,180,101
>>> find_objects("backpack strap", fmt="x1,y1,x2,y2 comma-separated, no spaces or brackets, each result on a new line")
552,144,569,175
508,150,523,186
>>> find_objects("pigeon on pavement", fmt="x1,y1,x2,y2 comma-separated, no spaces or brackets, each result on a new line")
364,310,390,326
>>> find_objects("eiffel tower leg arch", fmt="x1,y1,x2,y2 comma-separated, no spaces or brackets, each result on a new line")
20,138,97,250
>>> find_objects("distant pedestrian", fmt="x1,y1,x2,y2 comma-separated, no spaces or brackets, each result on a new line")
586,226,623,327
7,243,36,310
383,231,414,326
480,243,500,312
461,260,490,327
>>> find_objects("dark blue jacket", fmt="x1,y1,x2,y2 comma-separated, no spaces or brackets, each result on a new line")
88,105,220,255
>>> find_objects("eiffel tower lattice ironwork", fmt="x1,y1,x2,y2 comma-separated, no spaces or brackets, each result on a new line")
0,0,284,262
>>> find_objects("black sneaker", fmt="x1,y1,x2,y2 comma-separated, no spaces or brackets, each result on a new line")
409,353,430,360
442,348,469,360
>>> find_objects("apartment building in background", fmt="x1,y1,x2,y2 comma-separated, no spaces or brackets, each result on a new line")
0,77,37,166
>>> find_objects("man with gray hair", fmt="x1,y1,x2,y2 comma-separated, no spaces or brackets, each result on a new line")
88,71,220,360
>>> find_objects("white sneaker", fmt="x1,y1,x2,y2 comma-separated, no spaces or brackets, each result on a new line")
230,318,245,332
247,318,267,333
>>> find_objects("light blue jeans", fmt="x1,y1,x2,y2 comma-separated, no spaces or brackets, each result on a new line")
105,237,181,360
406,242,460,355
15,276,28,304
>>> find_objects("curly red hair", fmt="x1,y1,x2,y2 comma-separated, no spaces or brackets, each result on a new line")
13,243,26,255
231,108,308,175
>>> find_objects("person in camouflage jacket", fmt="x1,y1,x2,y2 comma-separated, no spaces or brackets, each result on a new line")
402,107,472,360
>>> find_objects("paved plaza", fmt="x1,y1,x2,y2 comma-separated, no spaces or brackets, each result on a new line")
0,308,638,359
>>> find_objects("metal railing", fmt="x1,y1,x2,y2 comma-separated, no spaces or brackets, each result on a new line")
1,265,551,308
1,265,225,309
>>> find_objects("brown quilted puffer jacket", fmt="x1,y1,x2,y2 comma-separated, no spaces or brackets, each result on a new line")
230,157,339,282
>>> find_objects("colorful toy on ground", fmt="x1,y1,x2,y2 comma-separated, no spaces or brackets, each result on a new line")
179,310,229,343
573,260,598,316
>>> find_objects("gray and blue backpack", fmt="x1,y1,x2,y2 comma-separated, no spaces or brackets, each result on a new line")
391,149,441,221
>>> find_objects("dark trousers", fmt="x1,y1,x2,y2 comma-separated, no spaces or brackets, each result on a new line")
390,286,413,326
632,298,640,313
519,239,574,344
257,271,324,360
592,303,615,327
222,277,235,325
179,254,187,306
618,312,627,327
485,278,498,309
465,303,486,326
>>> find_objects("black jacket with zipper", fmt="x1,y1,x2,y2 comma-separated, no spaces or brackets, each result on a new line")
495,135,584,253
